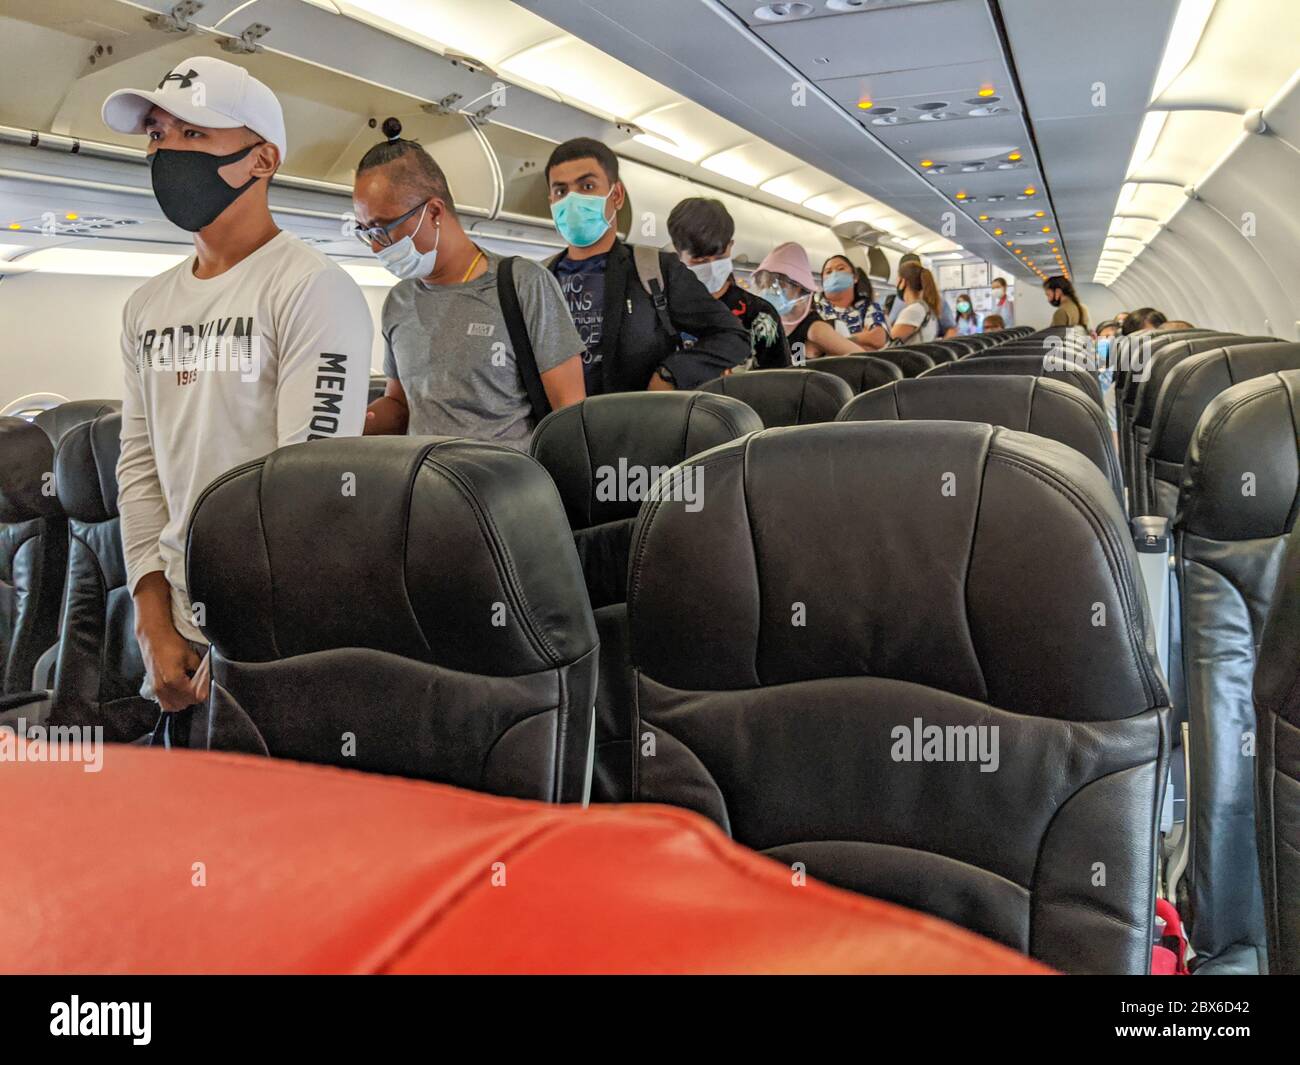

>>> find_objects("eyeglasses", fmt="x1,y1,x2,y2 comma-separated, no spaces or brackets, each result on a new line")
351,200,428,249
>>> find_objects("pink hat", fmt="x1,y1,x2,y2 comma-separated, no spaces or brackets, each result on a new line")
755,241,816,292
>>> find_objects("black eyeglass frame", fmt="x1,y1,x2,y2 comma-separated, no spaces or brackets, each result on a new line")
351,200,429,249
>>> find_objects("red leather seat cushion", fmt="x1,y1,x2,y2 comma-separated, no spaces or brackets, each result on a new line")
0,745,1049,974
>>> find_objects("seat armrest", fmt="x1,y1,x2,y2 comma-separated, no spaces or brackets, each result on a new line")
31,642,58,691
1130,516,1171,675
0,690,53,722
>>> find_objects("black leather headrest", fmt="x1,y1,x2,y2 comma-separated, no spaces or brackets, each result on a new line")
33,399,122,445
1134,335,1272,427
0,416,61,523
54,412,122,523
697,368,853,426
1151,342,1300,467
806,356,904,393
836,374,1123,498
186,436,597,674
921,353,1103,407
628,421,1164,721
529,391,761,529
1177,371,1300,541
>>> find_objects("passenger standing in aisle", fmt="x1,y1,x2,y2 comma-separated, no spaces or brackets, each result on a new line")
890,262,942,345
355,120,585,446
666,196,791,370
545,138,749,393
101,57,373,729
753,242,866,362
815,255,888,351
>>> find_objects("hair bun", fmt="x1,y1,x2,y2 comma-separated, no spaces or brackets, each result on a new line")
381,117,403,142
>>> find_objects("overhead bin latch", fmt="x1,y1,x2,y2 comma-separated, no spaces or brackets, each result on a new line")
422,94,464,117
144,0,204,34
218,23,271,55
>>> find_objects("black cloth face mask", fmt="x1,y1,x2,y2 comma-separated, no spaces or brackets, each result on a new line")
149,143,262,232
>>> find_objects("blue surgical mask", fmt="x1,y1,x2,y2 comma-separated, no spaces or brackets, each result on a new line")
957,301,971,313
822,270,854,295
1096,336,1112,362
767,284,805,319
551,190,613,248
376,205,441,281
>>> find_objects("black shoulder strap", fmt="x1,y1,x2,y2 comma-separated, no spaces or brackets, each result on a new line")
496,257,551,424
634,245,679,349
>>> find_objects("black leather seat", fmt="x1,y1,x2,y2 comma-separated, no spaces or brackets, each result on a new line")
185,436,598,803
44,413,155,742
1126,335,1273,513
33,399,121,446
831,348,930,379
530,391,761,610
837,375,1123,503
530,392,760,804
1145,341,1300,519
1255,495,1300,975
1174,369,1300,973
698,368,853,426
625,421,1170,973
920,353,1104,407
0,418,67,699
804,355,905,393
908,342,960,365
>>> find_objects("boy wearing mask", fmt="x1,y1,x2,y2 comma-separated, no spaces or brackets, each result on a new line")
545,138,749,392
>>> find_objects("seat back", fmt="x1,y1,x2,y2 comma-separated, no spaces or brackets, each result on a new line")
48,413,155,741
186,436,599,803
33,399,121,446
839,348,930,379
698,368,853,426
1147,342,1300,518
805,355,906,392
1174,369,1300,970
627,421,1169,973
0,418,67,694
529,392,761,608
920,353,1104,407
837,375,1123,503
907,342,960,365
1255,503,1300,975
1125,335,1273,511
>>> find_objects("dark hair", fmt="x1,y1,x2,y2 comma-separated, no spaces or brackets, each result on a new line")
1141,308,1168,329
899,261,940,314
991,276,1008,289
898,252,922,270
1121,308,1154,335
356,117,455,210
667,197,734,258
821,255,871,305
1043,275,1079,303
545,136,620,185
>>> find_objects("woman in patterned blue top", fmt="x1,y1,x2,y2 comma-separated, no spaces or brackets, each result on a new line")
815,255,888,351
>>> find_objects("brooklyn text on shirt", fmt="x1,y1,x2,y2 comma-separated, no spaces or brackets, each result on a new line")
134,317,262,383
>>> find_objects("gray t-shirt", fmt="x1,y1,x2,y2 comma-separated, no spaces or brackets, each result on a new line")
382,251,582,448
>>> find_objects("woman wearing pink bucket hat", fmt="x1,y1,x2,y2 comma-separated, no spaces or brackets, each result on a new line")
752,242,865,364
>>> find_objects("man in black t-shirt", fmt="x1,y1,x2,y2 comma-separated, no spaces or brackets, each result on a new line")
667,197,791,371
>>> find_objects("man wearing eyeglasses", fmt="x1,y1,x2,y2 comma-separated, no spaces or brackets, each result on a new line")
353,123,586,444
99,58,372,736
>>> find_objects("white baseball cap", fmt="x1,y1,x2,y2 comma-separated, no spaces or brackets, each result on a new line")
102,56,287,161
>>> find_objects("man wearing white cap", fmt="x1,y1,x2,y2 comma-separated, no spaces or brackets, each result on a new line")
102,56,372,732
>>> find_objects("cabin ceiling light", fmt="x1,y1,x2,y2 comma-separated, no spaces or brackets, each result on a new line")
1150,0,1218,102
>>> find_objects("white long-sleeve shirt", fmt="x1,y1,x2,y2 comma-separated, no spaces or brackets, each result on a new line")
117,231,372,643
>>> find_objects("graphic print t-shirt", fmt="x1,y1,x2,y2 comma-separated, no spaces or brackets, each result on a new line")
816,295,886,339
718,282,790,369
117,230,373,643
554,252,609,394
